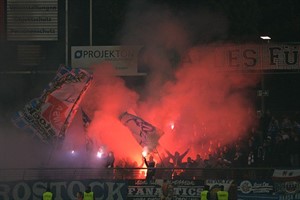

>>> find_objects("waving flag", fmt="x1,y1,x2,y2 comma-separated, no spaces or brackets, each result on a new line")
119,112,164,152
81,108,94,152
12,65,93,144
81,108,92,128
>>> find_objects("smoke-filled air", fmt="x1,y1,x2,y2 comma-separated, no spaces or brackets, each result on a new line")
77,0,261,166
0,0,262,168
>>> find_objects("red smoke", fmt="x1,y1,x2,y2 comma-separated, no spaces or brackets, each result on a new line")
80,63,144,164
74,1,261,166
137,47,260,160
78,48,260,166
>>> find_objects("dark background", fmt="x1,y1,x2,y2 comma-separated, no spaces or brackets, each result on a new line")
1,0,300,121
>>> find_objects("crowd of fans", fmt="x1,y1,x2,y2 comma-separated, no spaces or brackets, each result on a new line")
212,110,300,169
100,111,298,181
202,111,299,169
113,111,300,170
88,111,299,181
170,110,300,169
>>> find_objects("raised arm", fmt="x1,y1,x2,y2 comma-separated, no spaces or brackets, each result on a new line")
143,156,149,167
179,148,190,160
165,149,174,159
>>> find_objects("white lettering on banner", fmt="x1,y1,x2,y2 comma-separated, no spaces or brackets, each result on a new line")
135,180,148,185
173,187,201,196
0,184,10,200
127,186,160,197
187,44,300,70
26,106,56,138
32,182,47,200
128,187,136,195
269,47,298,65
6,0,58,41
279,193,300,200
91,181,104,193
238,180,273,194
67,181,85,199
106,182,126,200
206,180,232,184
273,169,300,178
74,49,135,59
253,182,272,193
129,182,202,198
71,46,144,76
228,49,257,68
171,180,195,186
51,182,67,199
12,182,31,200
0,180,127,199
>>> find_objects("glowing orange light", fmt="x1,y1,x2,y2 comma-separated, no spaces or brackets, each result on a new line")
97,147,104,158
142,146,149,158
170,122,175,130
142,150,147,157
139,167,147,179
97,151,102,158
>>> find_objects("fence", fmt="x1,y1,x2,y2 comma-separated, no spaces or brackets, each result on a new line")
0,167,276,181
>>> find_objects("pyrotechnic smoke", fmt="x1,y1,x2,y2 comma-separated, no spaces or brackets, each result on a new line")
82,0,261,165
81,63,142,162
0,0,261,169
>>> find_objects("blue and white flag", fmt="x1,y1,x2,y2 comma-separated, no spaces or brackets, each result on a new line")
81,108,94,152
12,65,93,144
81,108,92,129
119,112,164,152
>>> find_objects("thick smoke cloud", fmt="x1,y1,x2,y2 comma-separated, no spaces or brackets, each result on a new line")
0,0,260,168
81,64,142,162
81,0,260,165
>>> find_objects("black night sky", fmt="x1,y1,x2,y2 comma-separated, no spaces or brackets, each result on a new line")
68,0,300,113
1,0,300,119
68,0,300,44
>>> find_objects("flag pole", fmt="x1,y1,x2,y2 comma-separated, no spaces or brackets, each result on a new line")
154,145,165,167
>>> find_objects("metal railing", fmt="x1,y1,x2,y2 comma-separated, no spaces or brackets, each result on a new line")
0,167,276,181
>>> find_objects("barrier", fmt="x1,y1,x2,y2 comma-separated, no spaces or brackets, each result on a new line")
0,168,299,200
0,167,277,181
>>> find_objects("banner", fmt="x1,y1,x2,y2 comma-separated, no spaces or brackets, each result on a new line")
0,179,206,200
1,178,300,200
273,169,300,180
71,45,145,76
127,179,204,200
237,180,278,200
274,181,300,200
0,180,127,200
81,108,92,128
12,66,93,143
272,169,300,199
237,179,300,200
205,179,235,200
185,44,300,71
6,0,58,41
81,108,94,152
119,112,164,152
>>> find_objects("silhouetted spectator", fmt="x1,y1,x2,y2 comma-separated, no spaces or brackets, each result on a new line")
105,151,115,168
143,155,156,183
288,132,300,167
165,148,190,167
194,154,206,168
